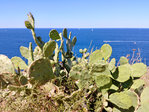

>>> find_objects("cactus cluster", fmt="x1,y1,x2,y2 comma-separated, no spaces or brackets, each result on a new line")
0,13,148,112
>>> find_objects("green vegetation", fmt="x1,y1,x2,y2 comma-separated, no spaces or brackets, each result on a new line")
0,13,148,112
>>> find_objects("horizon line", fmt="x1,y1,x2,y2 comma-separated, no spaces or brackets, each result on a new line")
1,27,149,29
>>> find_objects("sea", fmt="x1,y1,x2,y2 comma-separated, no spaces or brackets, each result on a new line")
0,28,149,65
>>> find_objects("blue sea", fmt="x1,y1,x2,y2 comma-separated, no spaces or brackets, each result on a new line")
0,28,149,65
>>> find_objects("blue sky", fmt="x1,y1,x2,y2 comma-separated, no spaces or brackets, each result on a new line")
1,0,149,28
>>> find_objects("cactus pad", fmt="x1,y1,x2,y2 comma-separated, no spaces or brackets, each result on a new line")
89,50,102,64
49,29,61,40
131,63,147,77
25,21,33,29
119,56,128,65
43,40,56,57
109,92,132,109
108,58,116,71
72,36,77,46
20,46,29,59
0,55,15,74
95,75,111,89
114,64,131,82
100,44,112,61
28,58,54,85
11,57,28,70
63,28,67,39
131,79,145,90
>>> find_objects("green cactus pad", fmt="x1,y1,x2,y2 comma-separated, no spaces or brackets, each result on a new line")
108,58,116,71
137,103,149,112
131,63,147,77
11,57,28,70
123,90,138,108
28,42,34,65
20,46,29,59
25,21,33,29
43,40,56,57
113,64,131,82
89,50,102,64
49,29,61,40
100,44,112,60
95,75,111,89
109,92,132,109
28,58,54,85
131,79,145,90
0,55,15,74
19,76,28,85
119,56,128,65
33,46,43,60
91,60,107,72
72,36,77,46
140,87,149,105
63,28,67,39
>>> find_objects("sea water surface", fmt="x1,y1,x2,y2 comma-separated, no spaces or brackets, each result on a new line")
0,28,149,65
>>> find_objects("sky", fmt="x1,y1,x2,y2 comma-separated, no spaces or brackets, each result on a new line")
1,0,149,28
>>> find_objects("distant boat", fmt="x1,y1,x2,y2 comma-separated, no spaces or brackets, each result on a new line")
134,42,136,44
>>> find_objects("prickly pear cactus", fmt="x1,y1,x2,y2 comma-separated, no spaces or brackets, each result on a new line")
108,58,116,71
20,46,29,59
25,21,33,29
49,29,61,40
63,28,68,39
100,44,112,61
112,64,131,82
89,50,103,64
109,91,133,109
0,55,15,74
95,74,111,90
131,63,147,77
28,58,54,85
43,40,56,57
11,57,28,70
119,56,128,65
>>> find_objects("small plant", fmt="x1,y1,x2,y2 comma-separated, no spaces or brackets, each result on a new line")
0,13,148,112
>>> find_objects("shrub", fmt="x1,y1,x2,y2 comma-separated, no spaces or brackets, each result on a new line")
0,13,148,112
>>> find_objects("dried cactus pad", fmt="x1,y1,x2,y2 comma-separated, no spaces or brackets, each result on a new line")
0,55,15,74
28,58,54,85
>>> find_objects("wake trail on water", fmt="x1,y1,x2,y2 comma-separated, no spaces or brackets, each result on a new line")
103,40,149,43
